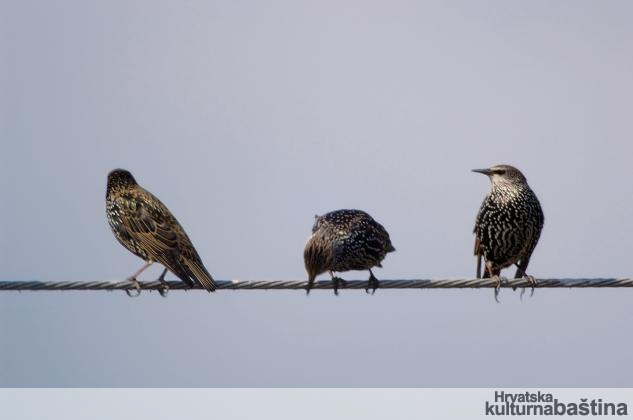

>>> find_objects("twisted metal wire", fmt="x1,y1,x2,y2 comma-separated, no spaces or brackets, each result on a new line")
0,278,632,292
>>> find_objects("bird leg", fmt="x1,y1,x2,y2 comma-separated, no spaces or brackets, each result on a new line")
330,271,347,296
125,280,141,298
125,261,153,297
157,268,169,298
366,269,380,295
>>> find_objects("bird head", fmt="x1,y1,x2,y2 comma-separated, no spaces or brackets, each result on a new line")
303,231,332,281
107,169,138,193
472,164,527,186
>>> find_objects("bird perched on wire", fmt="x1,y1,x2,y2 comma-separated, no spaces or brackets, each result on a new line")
304,209,395,295
472,164,544,300
106,169,216,296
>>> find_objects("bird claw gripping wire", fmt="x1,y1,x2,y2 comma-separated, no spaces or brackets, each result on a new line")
518,276,538,301
124,278,142,298
492,276,508,303
524,275,537,297
158,282,169,298
366,272,380,295
332,277,347,296
156,269,169,298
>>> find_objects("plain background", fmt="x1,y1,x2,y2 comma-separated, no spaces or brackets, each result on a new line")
2,0,633,386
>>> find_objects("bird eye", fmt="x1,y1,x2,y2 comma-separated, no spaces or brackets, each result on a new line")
495,169,506,175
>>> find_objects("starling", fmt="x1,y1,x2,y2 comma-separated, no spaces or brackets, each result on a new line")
472,165,544,297
303,209,395,295
106,169,216,295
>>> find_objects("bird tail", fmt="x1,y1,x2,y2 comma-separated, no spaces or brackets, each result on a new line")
184,260,217,292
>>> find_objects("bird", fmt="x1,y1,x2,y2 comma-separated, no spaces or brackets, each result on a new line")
303,209,395,295
472,164,544,299
105,169,216,296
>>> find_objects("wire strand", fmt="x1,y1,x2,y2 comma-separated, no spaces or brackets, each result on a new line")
0,278,632,292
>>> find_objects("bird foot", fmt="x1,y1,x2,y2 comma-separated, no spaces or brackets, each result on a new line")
332,277,347,296
158,281,169,298
366,274,380,295
491,275,507,303
524,275,537,297
125,277,142,298
156,270,169,297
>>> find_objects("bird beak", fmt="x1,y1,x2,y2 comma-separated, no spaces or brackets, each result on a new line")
472,168,493,176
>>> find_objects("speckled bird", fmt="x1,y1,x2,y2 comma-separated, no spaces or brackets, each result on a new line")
304,209,395,295
106,169,216,294
473,165,544,291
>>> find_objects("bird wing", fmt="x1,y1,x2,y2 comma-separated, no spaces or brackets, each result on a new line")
112,189,215,291
330,231,348,264
514,205,545,278
114,193,181,260
473,197,487,278
474,237,483,278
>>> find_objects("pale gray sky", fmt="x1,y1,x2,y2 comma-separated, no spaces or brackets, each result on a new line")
2,0,633,386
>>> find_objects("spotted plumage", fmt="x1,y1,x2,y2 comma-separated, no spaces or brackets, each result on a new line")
304,209,395,294
106,169,216,292
473,165,544,281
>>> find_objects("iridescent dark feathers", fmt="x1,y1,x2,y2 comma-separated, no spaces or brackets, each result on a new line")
473,165,544,279
106,169,216,292
304,209,395,292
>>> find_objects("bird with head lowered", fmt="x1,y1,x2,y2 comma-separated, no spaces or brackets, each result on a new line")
304,209,395,295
